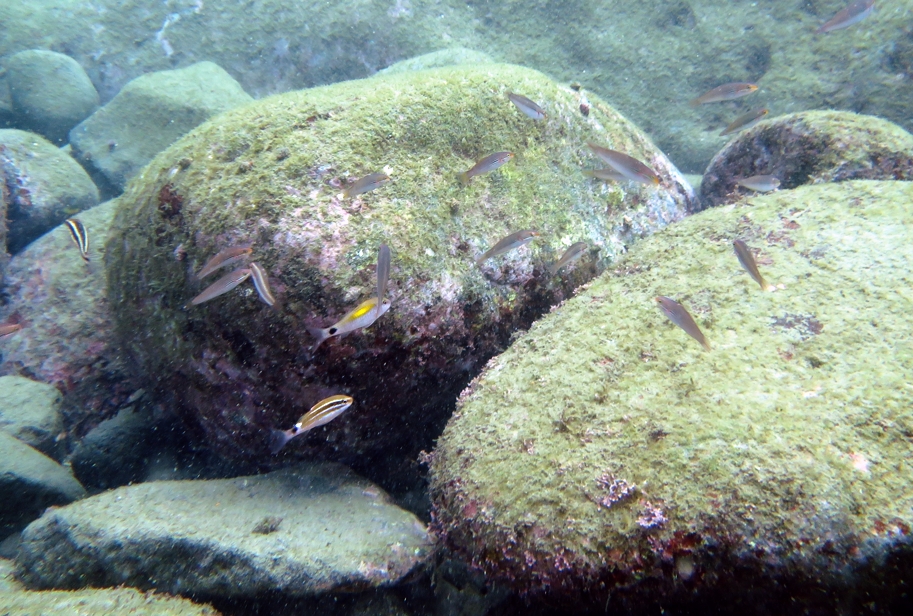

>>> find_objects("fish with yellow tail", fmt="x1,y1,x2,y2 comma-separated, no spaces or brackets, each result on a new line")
270,394,354,454
308,296,392,351
733,240,774,291
476,230,539,266
655,296,711,351
459,152,514,185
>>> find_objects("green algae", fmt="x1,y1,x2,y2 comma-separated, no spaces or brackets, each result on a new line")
431,180,913,593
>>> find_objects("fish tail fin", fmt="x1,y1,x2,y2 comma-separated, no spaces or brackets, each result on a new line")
547,263,559,275
458,172,471,186
269,429,293,454
702,340,712,352
306,326,328,351
582,170,596,178
688,98,701,107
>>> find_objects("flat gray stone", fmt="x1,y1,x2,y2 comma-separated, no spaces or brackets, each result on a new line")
0,376,63,459
16,463,432,597
68,61,252,191
70,405,157,490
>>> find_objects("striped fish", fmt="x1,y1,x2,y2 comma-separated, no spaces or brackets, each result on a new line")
817,0,875,34
64,218,89,263
719,109,769,136
0,322,22,340
269,394,355,454
507,92,547,121
344,172,390,198
587,143,661,186
689,82,758,106
188,267,251,306
459,152,514,185
476,230,539,266
548,242,588,275
249,262,276,306
196,245,252,279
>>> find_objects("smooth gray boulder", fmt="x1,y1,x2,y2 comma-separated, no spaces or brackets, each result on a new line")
70,405,159,491
0,431,85,536
0,129,99,254
0,376,63,459
68,61,252,192
16,463,432,597
4,50,98,143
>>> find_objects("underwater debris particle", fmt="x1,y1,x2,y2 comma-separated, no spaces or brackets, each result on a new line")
251,516,283,534
769,313,823,341
637,500,667,530
158,183,183,220
595,473,636,509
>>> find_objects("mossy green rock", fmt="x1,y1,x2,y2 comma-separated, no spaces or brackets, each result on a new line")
105,64,693,470
430,180,913,611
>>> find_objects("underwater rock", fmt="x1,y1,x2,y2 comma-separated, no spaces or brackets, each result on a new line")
0,431,85,537
16,462,432,598
0,586,220,615
69,62,252,193
0,129,99,255
4,50,99,144
104,63,694,475
0,375,64,460
430,180,913,612
700,111,913,208
377,48,495,75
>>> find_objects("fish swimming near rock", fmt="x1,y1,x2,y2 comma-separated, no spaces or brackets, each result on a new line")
586,143,660,185
64,218,89,263
308,296,392,351
719,109,769,136
249,262,276,306
270,394,355,454
548,242,588,275
376,244,391,318
655,296,710,351
735,175,781,192
476,230,539,265
344,172,390,198
196,245,252,279
583,168,629,182
459,152,514,185
817,0,875,34
188,267,252,306
507,92,547,121
733,240,774,291
689,82,758,106
0,322,22,340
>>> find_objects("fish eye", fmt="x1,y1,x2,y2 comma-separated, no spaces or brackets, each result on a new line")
329,327,338,335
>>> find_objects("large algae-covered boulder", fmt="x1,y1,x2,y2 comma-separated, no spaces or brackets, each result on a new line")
430,180,913,612
105,64,694,472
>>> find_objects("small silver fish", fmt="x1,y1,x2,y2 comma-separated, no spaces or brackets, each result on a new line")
587,143,660,185
476,230,540,265
189,267,251,306
196,245,252,279
507,92,547,121
719,109,769,136
344,172,390,198
655,296,710,351
459,152,514,185
249,262,276,306
817,0,875,34
689,83,758,106
548,242,588,275
733,240,773,291
64,218,89,263
583,168,629,182
735,175,780,192
0,322,22,340
270,394,354,454
376,244,391,318
308,296,392,351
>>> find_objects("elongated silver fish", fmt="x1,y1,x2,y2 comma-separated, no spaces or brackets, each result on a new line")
64,218,89,263
733,240,773,291
376,244,391,318
0,322,22,340
308,296,392,350
270,394,354,454
655,296,710,351
817,0,874,34
587,143,660,185
689,82,758,106
459,152,514,185
507,92,547,121
583,168,629,182
736,175,780,192
476,230,539,265
344,172,390,198
720,109,769,136
249,262,276,306
196,245,252,279
189,267,251,306
548,242,588,275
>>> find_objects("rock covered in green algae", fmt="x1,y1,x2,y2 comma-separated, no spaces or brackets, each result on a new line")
430,180,913,612
104,64,694,471
700,111,913,209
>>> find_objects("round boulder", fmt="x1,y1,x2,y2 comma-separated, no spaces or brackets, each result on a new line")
105,64,694,474
430,180,913,612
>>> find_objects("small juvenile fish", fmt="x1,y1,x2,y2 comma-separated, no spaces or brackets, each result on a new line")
733,240,773,291
719,109,769,136
817,0,875,34
587,143,660,185
459,152,514,185
0,322,22,340
308,296,392,350
376,244,391,318
689,83,758,106
249,262,276,306
655,296,710,351
736,175,781,192
64,218,89,263
507,92,547,121
548,242,588,275
269,394,354,454
189,267,251,306
344,172,390,198
583,168,629,182
196,245,252,279
476,230,539,265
